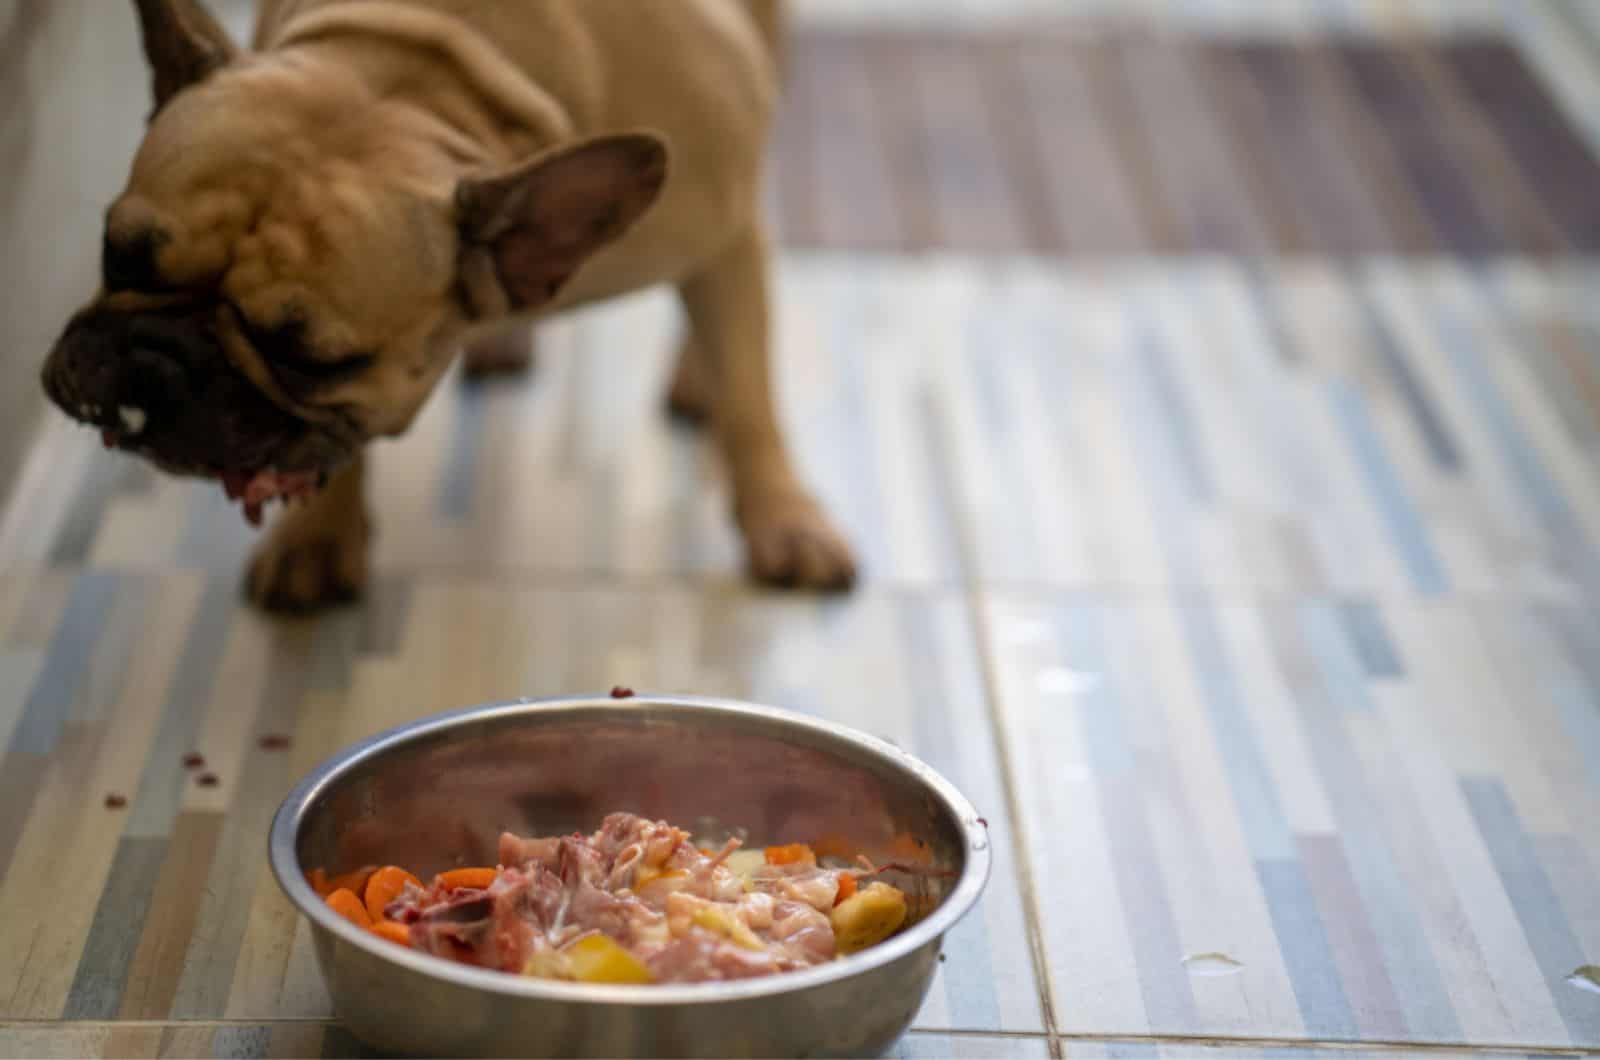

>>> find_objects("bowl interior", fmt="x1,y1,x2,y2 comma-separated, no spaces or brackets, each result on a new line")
294,702,970,923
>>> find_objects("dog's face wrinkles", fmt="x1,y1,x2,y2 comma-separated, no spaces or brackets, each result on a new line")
113,58,463,434
40,0,669,525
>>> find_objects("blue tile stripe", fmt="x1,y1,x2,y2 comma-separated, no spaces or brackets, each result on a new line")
1327,379,1449,596
1461,777,1600,1044
11,572,118,754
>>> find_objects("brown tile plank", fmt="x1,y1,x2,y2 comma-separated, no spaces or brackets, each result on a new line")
770,28,824,248
1298,40,1445,256
970,33,1070,254
860,32,941,251
1118,36,1276,255
1085,37,1184,251
1008,34,1158,253
1333,40,1509,256
806,32,907,250
1409,45,1567,255
1443,38,1600,250
908,34,1031,252
1222,41,1397,255
1192,41,1316,255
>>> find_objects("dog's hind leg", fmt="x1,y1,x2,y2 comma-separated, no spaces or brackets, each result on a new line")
678,223,856,590
665,332,713,425
462,322,536,378
245,452,371,612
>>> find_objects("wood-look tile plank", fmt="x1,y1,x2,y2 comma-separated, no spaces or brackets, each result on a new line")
1088,38,1183,251
1010,38,1157,253
1118,36,1275,255
806,33,906,250
1443,38,1600,251
770,30,824,248
909,34,1030,252
1333,40,1508,256
1297,41,1444,257
116,812,226,1019
969,33,1069,254
1220,42,1394,255
1192,42,1315,255
861,33,941,251
1398,44,1567,256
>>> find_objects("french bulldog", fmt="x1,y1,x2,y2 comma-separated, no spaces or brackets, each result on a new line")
40,0,856,610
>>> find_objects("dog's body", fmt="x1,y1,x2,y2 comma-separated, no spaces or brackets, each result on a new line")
41,0,854,609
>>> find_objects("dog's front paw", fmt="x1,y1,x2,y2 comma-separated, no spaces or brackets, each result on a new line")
245,507,370,614
738,492,857,592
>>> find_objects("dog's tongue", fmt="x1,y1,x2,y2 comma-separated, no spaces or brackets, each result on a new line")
221,470,320,528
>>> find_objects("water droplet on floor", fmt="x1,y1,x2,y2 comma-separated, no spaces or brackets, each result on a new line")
1037,667,1100,695
1567,965,1600,995
1183,952,1244,976
1001,619,1051,645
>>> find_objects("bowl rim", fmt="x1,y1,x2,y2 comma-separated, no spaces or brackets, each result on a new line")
268,693,993,1006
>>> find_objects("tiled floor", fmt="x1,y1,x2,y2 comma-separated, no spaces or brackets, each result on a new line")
4,1,1600,1059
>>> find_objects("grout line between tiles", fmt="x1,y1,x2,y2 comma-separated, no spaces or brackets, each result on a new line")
2,1019,1591,1056
1053,1030,1597,1056
16,562,1593,608
919,388,1064,1058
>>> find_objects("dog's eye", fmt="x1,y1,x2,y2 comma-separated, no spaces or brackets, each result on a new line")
233,308,373,388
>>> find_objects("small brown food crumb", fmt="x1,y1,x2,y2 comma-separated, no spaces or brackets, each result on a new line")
258,733,291,751
610,686,634,699
104,793,127,809
938,953,947,963
197,772,220,788
182,752,205,769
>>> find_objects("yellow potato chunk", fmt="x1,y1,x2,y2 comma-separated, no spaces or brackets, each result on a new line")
566,934,655,984
830,882,908,955
692,904,765,950
522,948,573,981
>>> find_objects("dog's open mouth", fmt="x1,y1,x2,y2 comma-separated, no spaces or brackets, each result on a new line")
219,468,325,527
99,426,327,527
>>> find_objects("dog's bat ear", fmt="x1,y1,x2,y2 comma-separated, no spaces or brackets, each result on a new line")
454,132,669,317
131,0,239,115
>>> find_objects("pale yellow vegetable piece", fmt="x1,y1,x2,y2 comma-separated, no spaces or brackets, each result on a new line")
691,904,765,950
723,850,767,878
566,934,655,984
830,881,908,955
523,948,574,981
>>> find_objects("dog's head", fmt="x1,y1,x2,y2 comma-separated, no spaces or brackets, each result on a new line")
42,0,667,523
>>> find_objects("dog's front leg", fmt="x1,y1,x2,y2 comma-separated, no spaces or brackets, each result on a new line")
678,224,856,590
463,322,537,379
245,451,371,612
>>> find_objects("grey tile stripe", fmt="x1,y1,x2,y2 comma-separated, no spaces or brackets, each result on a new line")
61,838,168,1019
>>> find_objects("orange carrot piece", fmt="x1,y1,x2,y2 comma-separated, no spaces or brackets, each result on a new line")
307,868,330,897
437,867,497,891
370,920,413,947
833,873,858,906
364,866,423,922
764,843,816,866
326,865,377,898
326,887,372,927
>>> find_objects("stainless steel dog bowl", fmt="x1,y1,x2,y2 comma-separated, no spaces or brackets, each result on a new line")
269,695,991,1058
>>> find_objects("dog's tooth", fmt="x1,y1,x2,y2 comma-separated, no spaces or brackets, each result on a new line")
118,406,147,435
